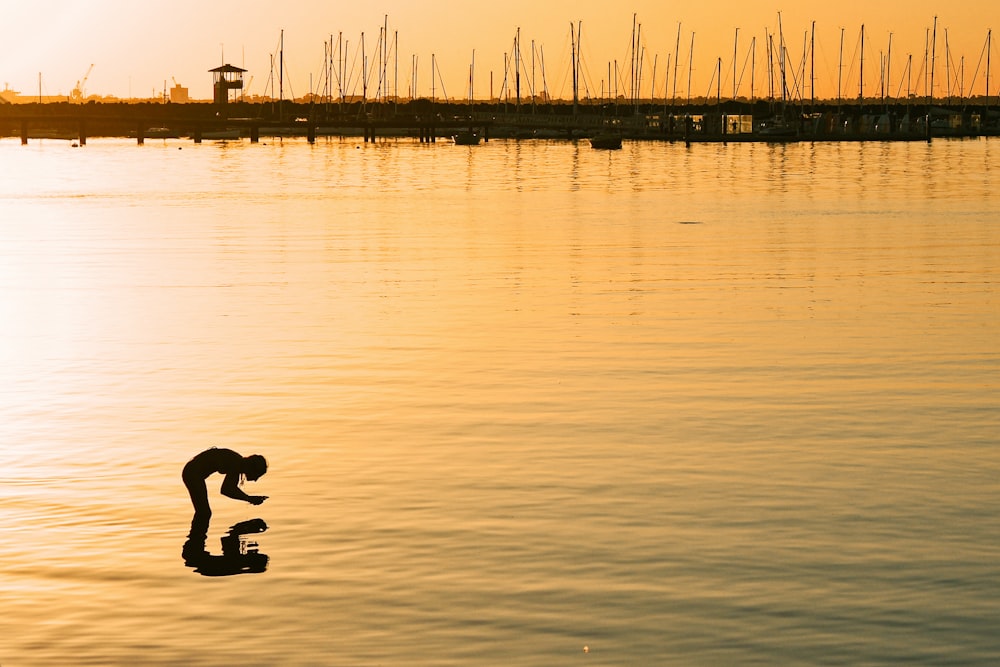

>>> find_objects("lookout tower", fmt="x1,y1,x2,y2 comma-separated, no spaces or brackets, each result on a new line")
210,64,246,104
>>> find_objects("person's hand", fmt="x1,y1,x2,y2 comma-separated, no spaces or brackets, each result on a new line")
249,495,268,506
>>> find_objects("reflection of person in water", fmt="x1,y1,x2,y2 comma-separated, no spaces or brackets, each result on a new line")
183,514,269,576
182,447,268,517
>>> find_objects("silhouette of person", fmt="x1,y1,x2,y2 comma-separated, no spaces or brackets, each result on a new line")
183,513,269,576
182,447,268,517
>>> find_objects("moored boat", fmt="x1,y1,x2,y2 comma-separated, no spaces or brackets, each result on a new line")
452,130,481,145
589,133,622,150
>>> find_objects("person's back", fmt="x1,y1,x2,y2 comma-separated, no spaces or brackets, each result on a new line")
184,447,242,480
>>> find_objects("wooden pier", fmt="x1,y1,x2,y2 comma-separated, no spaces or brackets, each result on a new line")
1,100,995,145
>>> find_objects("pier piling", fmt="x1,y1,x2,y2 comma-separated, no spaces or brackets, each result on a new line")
20,120,28,145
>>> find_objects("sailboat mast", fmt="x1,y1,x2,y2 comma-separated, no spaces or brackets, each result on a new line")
766,31,774,104
652,54,658,104
575,23,581,111
802,30,808,109
946,28,951,102
810,21,815,107
664,54,671,112
569,21,580,116
838,27,844,110
636,24,643,112
908,54,913,103
635,15,642,107
988,30,992,111
717,57,722,106
860,24,865,105
687,32,695,106
515,28,521,111
886,32,893,108
532,40,537,111
383,15,389,105
733,28,739,99
777,12,787,106
931,16,938,102
907,53,913,114
672,23,682,105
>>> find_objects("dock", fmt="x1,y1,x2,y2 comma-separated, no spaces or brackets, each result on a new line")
1,99,996,145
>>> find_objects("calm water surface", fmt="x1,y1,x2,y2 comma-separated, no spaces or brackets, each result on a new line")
1,136,998,665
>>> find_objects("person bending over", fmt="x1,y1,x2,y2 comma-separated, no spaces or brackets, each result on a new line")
183,447,268,516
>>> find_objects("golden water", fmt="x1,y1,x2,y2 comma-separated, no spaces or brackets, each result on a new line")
1,136,998,665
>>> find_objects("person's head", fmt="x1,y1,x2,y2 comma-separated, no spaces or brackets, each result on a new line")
243,454,268,482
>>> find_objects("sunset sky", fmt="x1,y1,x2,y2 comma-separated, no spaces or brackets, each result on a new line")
1,1,995,102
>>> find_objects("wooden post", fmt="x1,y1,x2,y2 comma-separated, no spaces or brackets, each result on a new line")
250,125,259,143
307,123,316,144
21,120,28,145
193,127,202,144
136,122,144,145
79,119,87,146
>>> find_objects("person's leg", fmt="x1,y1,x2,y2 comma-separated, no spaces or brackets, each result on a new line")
183,470,211,516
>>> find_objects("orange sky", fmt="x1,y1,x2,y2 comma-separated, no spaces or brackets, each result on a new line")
2,1,996,101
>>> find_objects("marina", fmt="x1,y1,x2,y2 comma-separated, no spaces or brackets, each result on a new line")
1,98,996,146
3,15,997,145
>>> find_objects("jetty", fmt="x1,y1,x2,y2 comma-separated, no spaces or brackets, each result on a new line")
1,99,996,145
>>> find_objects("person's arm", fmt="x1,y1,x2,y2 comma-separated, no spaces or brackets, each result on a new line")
220,473,267,505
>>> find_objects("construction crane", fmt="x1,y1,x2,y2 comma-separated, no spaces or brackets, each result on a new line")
71,64,94,102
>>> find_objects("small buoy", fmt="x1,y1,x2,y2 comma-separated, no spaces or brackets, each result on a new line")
583,646,589,653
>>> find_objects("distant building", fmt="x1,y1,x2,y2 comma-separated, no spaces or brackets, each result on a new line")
210,64,246,104
169,83,189,103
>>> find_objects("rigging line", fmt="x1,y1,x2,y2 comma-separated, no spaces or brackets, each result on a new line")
966,32,990,96
736,35,755,97
433,55,450,102
892,54,912,100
